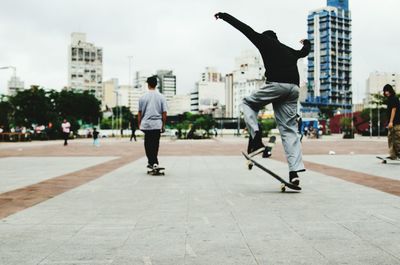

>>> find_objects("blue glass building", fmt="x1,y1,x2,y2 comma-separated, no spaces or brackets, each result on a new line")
301,0,352,115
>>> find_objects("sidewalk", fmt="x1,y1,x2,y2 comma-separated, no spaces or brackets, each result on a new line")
0,136,399,264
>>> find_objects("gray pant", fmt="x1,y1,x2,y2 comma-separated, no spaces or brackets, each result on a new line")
241,82,304,172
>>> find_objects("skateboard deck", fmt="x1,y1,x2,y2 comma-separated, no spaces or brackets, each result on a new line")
147,167,165,176
376,156,400,164
242,151,301,192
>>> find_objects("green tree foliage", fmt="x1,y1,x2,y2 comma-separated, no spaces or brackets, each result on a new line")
259,118,277,137
0,96,12,131
0,87,101,137
170,112,216,139
9,86,53,127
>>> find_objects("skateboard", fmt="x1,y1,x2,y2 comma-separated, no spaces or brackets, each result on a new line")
242,151,301,192
376,156,400,164
147,167,165,176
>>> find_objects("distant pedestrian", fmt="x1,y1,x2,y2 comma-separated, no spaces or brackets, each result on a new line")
61,119,71,146
215,12,311,187
130,115,137,142
93,128,100,147
138,76,167,170
383,84,400,160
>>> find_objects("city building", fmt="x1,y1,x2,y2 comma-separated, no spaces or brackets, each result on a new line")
68,32,103,99
131,70,153,114
102,78,118,110
301,0,352,115
366,71,400,95
168,94,191,115
7,75,24,96
226,50,267,118
156,70,176,103
190,67,225,114
118,85,132,108
364,71,400,107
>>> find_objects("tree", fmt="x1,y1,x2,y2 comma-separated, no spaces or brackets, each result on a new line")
259,118,277,137
54,90,101,125
9,86,53,128
0,96,12,131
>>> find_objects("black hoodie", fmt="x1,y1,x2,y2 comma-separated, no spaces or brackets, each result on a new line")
219,13,311,86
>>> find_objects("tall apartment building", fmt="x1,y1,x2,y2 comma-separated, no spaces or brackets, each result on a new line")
365,72,400,106
68,33,103,99
7,75,24,96
367,72,400,95
168,94,191,115
102,78,118,110
301,0,352,114
156,70,176,103
131,71,152,114
224,50,267,118
191,67,225,114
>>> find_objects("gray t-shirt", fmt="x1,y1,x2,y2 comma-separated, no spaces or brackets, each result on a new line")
138,90,167,130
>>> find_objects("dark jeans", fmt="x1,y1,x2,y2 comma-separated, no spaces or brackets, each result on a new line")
143,130,161,166
130,129,137,141
63,132,69,146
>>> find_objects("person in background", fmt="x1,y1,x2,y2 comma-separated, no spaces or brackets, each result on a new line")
383,84,400,160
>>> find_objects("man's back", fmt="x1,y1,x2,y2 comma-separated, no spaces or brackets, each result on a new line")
139,90,167,130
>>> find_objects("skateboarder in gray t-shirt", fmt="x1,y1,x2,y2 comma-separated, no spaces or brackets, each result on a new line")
138,76,167,170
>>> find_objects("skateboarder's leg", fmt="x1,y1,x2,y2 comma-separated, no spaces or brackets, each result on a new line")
388,128,397,159
152,130,161,166
143,131,152,166
145,130,161,167
272,84,305,174
242,82,283,153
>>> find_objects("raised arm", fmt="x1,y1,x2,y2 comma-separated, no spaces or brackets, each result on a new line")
215,12,261,47
296,39,311,58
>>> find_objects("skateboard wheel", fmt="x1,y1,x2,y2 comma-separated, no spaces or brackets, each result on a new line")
248,163,253,170
383,160,387,164
281,185,286,193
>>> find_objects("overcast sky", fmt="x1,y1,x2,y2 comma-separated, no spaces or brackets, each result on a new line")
0,0,399,102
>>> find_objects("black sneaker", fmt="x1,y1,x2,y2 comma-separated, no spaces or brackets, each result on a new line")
289,171,300,186
262,146,272,158
248,131,265,156
147,164,153,169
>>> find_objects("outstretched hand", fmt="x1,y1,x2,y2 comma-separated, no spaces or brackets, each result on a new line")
214,12,225,20
300,39,310,45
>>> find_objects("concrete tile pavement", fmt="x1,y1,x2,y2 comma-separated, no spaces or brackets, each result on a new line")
0,136,400,264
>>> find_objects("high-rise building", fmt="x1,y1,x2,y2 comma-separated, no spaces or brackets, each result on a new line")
7,75,24,96
68,33,103,99
168,94,191,115
102,78,118,110
226,50,267,118
156,70,176,103
190,67,225,114
131,71,152,114
367,72,400,95
364,71,400,106
301,0,352,115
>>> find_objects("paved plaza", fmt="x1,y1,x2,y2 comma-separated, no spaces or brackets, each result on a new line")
0,135,400,264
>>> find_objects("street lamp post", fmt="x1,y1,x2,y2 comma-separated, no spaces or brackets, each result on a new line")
113,91,120,137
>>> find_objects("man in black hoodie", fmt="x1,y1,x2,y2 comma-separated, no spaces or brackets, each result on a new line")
215,12,311,186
